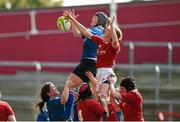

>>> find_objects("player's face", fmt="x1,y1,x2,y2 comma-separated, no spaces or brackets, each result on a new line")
90,15,98,26
103,26,111,41
120,86,127,93
49,83,59,98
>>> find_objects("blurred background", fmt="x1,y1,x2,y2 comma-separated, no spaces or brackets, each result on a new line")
0,0,180,121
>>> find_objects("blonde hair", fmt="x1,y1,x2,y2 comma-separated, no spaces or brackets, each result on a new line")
105,19,123,42
114,24,123,42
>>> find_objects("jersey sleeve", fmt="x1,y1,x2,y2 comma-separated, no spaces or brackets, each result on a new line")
5,102,14,116
65,92,74,119
91,35,104,45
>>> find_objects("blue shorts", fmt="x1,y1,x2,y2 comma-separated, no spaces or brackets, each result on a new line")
73,58,97,83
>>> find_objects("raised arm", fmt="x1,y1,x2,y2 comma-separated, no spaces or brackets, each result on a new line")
85,71,99,98
63,9,93,39
108,75,122,100
61,81,71,105
109,16,123,48
69,10,82,38
71,21,82,38
85,71,98,87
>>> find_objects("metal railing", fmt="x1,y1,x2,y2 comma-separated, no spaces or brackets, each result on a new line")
0,42,180,120
0,61,180,120
124,41,180,81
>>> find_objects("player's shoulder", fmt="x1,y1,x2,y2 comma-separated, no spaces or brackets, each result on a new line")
89,26,103,32
0,100,9,106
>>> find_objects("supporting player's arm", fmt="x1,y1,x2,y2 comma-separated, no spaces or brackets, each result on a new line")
63,9,93,39
110,92,121,112
110,83,122,100
61,81,71,105
85,71,99,98
108,75,122,100
78,110,83,122
85,71,98,87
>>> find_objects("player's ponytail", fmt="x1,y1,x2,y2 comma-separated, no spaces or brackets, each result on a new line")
36,82,51,113
36,101,45,113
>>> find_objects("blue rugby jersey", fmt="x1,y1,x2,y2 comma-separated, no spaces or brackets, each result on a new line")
65,91,74,120
81,25,104,60
47,92,74,121
47,97,66,121
36,110,49,121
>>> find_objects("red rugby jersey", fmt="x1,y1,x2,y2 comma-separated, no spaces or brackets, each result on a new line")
106,102,119,121
91,35,120,68
119,91,144,121
0,101,15,121
77,98,104,121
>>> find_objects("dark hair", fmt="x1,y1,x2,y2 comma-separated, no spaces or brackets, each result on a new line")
95,12,108,27
36,82,51,113
120,77,136,91
78,83,92,101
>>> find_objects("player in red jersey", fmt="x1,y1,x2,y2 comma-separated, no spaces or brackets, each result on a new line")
77,82,118,121
77,83,104,121
0,91,16,121
109,76,144,121
63,9,122,116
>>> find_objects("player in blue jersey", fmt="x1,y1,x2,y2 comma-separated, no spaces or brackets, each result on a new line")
36,81,74,121
62,10,108,121
63,9,108,90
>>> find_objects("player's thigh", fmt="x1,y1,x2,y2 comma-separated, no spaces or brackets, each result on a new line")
66,73,83,88
99,83,110,96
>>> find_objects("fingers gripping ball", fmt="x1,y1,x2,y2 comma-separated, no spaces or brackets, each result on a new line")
57,16,71,32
